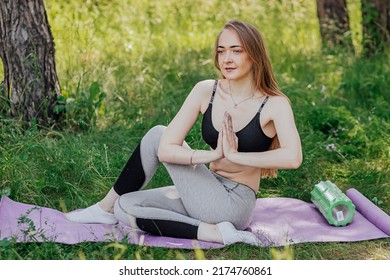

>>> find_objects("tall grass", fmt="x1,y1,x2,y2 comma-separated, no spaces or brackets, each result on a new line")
0,0,389,260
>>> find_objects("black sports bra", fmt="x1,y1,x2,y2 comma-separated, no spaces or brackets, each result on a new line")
201,80,273,153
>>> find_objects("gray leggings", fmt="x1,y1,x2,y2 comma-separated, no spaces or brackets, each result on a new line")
113,125,257,238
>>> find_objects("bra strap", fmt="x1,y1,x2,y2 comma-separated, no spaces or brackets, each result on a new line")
257,96,269,113
209,80,218,104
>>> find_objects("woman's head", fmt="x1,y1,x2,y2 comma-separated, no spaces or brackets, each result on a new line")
214,20,282,97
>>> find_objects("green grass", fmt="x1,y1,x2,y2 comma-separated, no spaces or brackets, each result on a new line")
0,0,389,260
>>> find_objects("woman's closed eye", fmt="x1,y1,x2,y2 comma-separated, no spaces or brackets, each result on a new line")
218,49,243,55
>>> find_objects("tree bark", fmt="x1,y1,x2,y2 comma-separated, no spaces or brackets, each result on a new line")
0,0,61,127
362,0,390,55
316,0,353,50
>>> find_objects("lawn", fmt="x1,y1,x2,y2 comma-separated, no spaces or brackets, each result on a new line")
0,0,389,260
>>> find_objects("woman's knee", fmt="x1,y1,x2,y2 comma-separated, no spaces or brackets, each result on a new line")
141,125,166,148
147,125,166,139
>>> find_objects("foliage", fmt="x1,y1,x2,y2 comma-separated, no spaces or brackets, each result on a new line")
54,81,106,131
0,0,389,260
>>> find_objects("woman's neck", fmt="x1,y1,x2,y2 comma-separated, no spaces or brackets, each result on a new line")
225,78,255,98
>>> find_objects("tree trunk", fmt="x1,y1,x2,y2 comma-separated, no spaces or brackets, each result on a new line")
316,0,353,50
362,0,390,55
0,0,61,127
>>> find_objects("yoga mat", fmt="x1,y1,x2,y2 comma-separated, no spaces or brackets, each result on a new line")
346,188,390,236
0,188,388,249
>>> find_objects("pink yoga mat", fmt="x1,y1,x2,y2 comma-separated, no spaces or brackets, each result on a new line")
0,188,388,249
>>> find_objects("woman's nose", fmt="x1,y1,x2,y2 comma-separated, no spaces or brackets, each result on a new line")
224,51,232,62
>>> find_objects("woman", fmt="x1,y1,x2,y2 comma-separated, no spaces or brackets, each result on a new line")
66,20,302,246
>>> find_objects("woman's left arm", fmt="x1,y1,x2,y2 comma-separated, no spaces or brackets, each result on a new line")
224,97,302,169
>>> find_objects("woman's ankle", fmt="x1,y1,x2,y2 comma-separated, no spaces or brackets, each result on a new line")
197,222,223,244
98,188,120,213
65,203,118,224
217,221,261,246
97,201,114,213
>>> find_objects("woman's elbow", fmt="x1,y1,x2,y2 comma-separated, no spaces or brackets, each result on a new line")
281,148,302,169
289,152,303,169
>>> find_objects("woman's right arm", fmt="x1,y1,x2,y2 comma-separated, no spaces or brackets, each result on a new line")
158,80,223,165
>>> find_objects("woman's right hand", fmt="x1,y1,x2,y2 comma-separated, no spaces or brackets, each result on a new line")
214,125,224,160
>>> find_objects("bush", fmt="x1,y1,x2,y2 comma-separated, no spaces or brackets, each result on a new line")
54,81,106,132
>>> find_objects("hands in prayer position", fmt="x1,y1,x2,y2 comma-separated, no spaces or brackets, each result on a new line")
215,112,239,161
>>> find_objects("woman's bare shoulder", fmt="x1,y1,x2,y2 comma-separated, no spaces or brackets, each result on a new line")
262,95,293,120
267,95,291,108
193,79,217,92
190,79,218,106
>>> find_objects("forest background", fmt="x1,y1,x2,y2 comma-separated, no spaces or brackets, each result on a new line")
0,0,389,260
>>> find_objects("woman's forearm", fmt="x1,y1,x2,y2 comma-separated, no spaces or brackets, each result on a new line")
226,148,302,170
158,144,222,165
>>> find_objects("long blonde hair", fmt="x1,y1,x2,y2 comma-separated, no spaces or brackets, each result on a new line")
214,20,288,178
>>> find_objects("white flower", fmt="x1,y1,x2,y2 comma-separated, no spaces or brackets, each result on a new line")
326,143,337,152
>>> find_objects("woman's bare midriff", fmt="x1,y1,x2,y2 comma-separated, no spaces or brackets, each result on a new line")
210,158,261,193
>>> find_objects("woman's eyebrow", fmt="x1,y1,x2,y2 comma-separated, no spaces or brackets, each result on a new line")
218,45,243,49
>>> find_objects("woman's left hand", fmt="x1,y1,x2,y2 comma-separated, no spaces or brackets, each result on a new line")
222,112,238,160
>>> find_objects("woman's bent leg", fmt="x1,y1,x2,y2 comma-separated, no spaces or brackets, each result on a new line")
115,186,260,245
114,127,260,244
114,186,201,239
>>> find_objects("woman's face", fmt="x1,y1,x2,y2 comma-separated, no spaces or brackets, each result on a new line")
217,29,253,81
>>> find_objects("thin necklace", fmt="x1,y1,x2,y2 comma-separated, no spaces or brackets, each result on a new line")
228,81,255,109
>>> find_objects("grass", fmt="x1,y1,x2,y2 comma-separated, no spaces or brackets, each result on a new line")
0,0,389,260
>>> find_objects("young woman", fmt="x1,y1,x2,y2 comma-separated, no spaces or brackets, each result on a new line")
66,20,302,246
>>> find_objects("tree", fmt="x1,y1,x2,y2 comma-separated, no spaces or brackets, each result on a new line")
0,0,61,127
362,0,390,55
316,0,353,50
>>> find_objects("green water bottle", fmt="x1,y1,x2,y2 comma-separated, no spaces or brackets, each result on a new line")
310,180,356,226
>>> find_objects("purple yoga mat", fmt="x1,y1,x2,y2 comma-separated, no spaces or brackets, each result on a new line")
346,188,390,236
0,188,388,249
